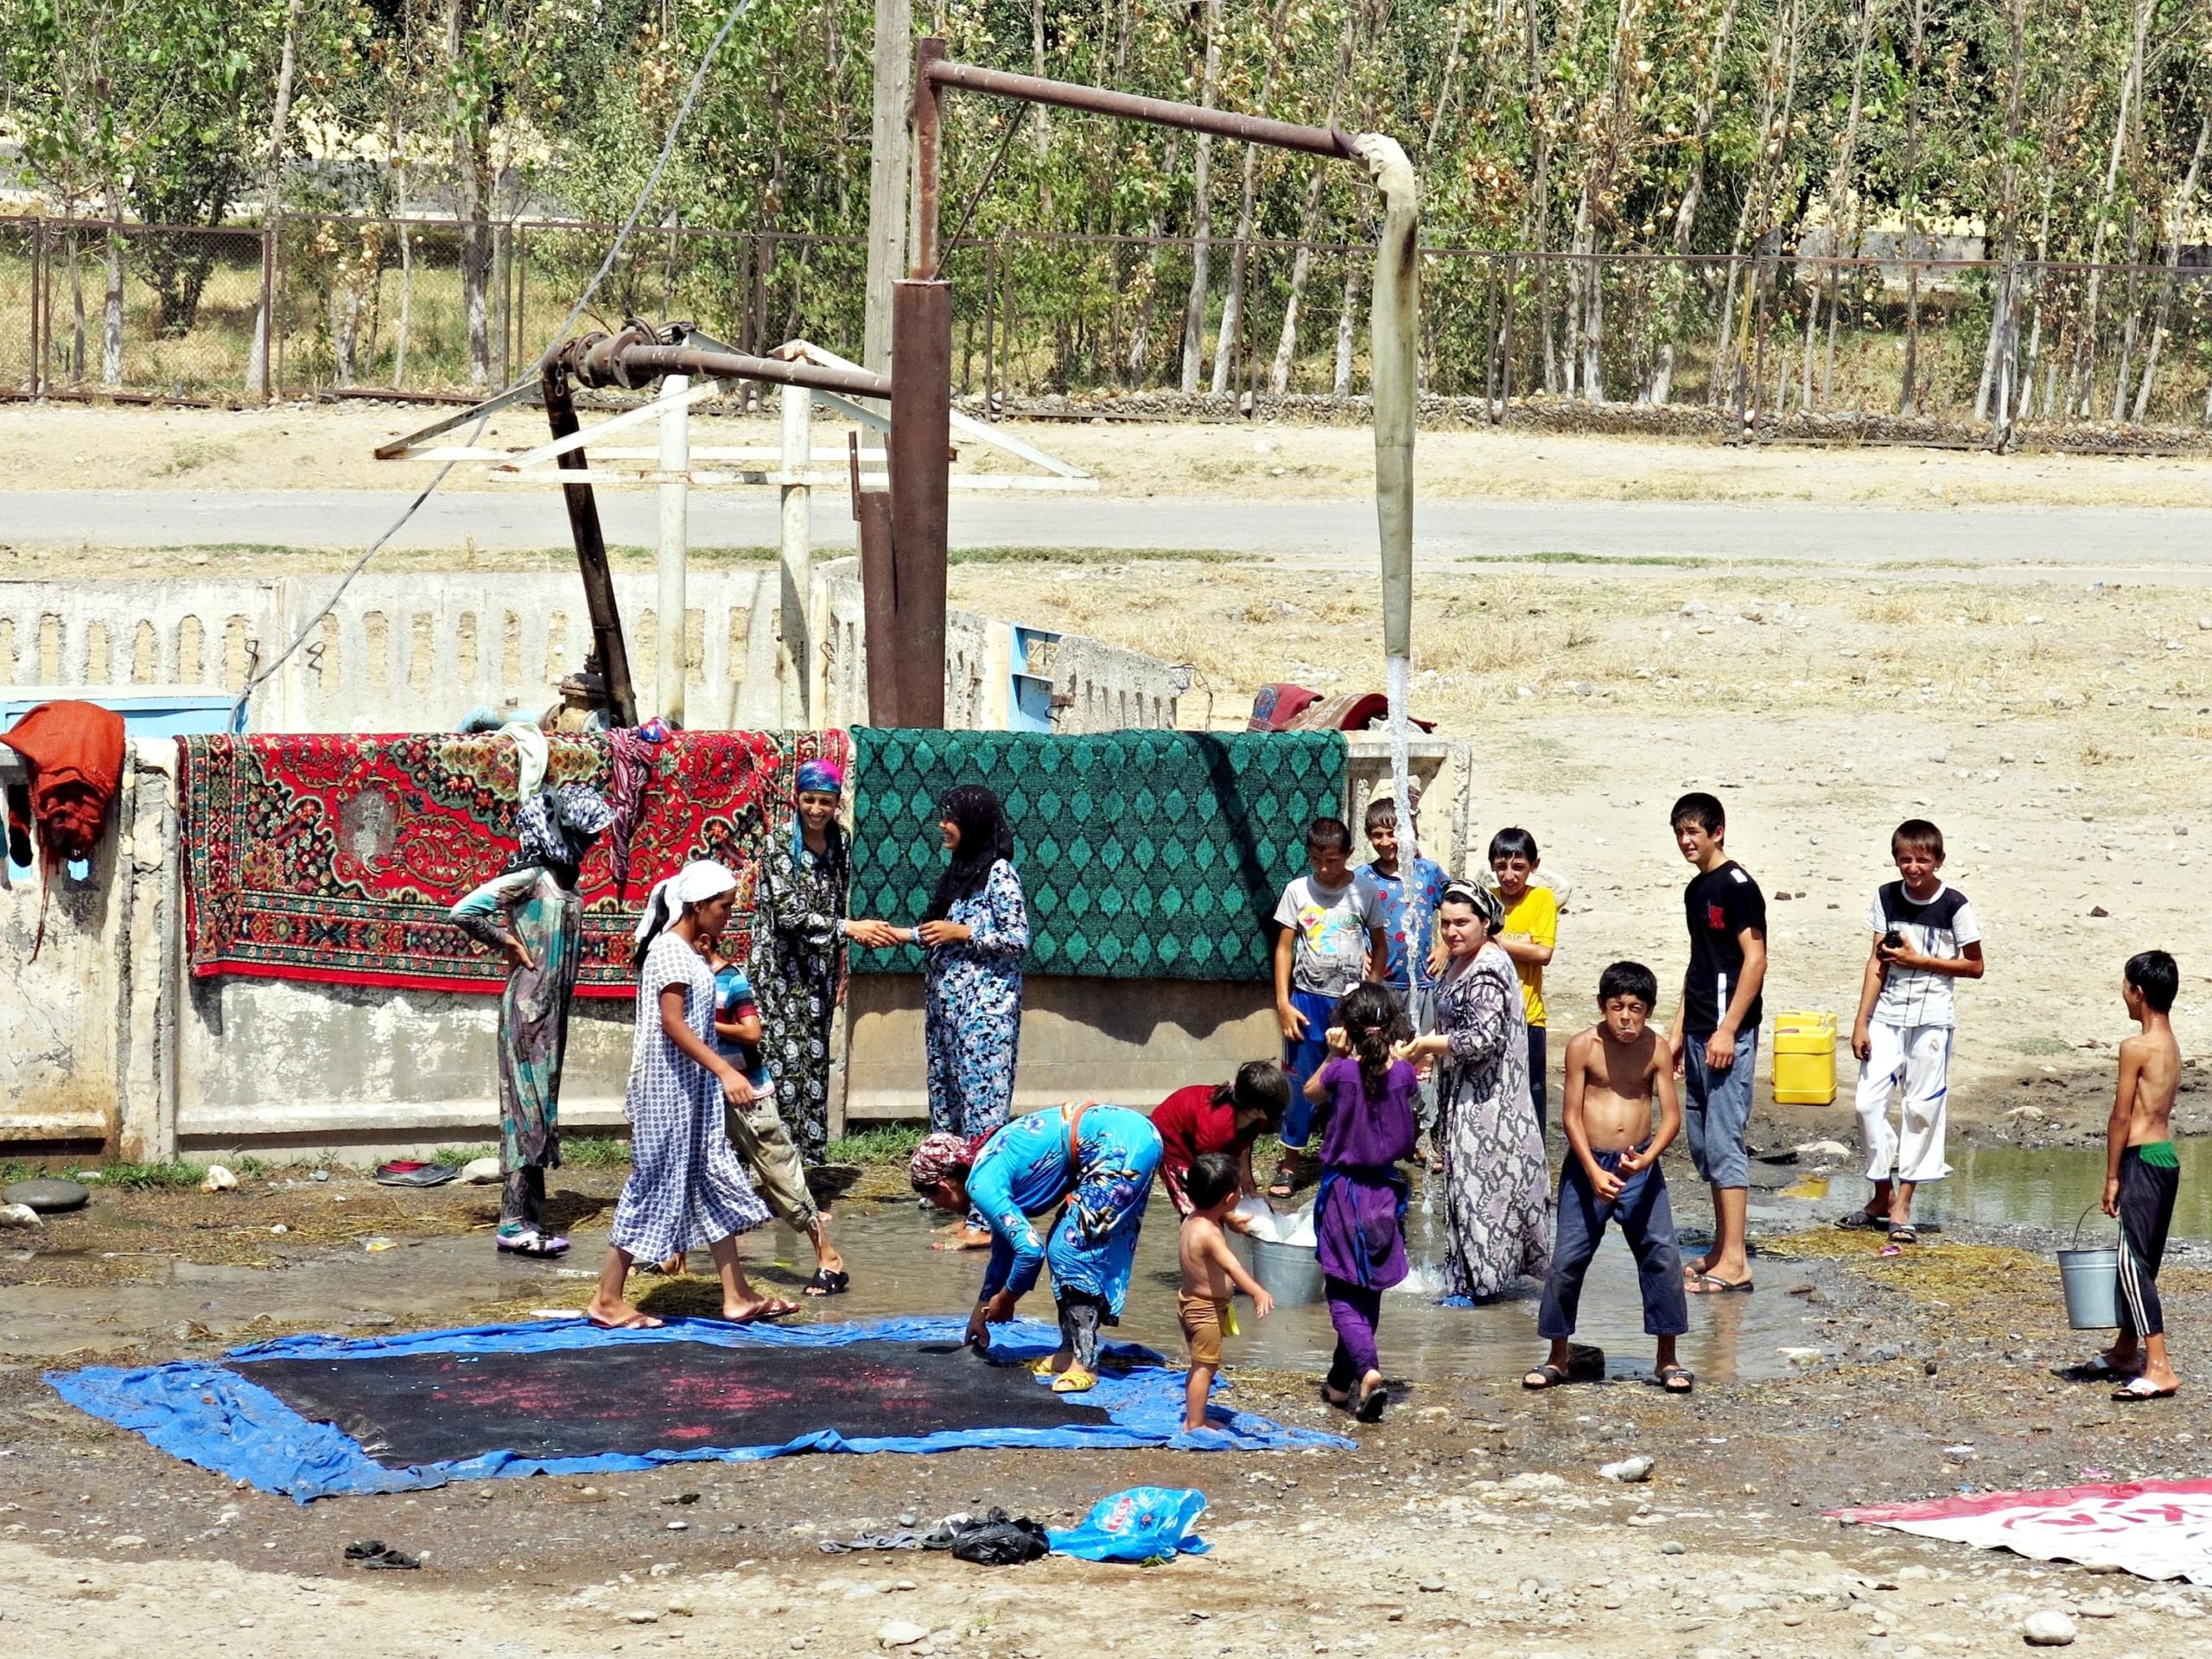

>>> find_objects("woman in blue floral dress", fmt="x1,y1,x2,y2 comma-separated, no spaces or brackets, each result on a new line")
891,785,1030,1249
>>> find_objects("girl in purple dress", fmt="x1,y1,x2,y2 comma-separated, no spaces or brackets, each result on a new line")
1303,982,1421,1421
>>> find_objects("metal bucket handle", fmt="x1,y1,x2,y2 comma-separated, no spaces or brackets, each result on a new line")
2069,1203,2113,1250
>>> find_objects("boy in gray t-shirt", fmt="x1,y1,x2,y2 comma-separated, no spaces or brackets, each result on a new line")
1269,817,1384,1193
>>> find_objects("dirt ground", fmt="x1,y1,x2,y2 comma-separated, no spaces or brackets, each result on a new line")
13,397,2212,507
4,1168,2211,1659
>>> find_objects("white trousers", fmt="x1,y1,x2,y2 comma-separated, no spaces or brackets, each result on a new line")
1856,1021,1953,1184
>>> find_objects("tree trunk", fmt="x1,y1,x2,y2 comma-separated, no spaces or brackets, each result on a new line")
1895,0,1929,414
1974,0,2028,435
1649,0,1741,405
1332,257,1366,397
1179,0,1223,395
2133,109,2210,422
2066,0,2154,417
1126,134,1181,383
1714,0,1799,411
1212,0,1294,395
246,0,303,397
102,188,124,389
448,0,493,389
394,168,414,390
1809,0,1875,413
67,232,86,382
1522,0,1558,391
1269,0,1358,395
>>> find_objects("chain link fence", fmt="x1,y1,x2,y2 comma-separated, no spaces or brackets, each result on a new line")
6,210,2212,442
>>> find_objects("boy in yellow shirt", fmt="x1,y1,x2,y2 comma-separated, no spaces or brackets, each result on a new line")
1491,828,1559,1133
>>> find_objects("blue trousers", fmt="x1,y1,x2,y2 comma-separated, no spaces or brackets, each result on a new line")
1281,988,1339,1149
1538,1147,1688,1339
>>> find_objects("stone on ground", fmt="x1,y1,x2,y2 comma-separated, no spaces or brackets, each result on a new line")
3,1177,89,1212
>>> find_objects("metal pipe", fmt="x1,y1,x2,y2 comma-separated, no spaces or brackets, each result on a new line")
778,382,814,725
556,331,893,400
655,372,690,726
541,362,639,728
924,54,1356,160
913,37,948,278
889,278,952,728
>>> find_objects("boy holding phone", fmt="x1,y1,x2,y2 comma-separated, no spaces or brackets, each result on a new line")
1840,819,1986,1244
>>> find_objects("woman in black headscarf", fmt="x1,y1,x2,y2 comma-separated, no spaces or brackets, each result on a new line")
886,784,1031,1249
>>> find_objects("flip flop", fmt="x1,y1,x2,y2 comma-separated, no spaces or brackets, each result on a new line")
802,1268,851,1297
1887,1224,1918,1245
588,1312,665,1331
727,1298,801,1323
1522,1362,1571,1390
375,1162,461,1188
2113,1377,2180,1402
1650,1363,1695,1395
1356,1382,1390,1422
1834,1210,1888,1231
1687,1274,1754,1294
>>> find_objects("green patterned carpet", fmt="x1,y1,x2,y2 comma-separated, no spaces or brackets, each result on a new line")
849,729,1348,982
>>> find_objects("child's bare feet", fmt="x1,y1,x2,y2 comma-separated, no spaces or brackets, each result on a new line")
1032,1350,1075,1377
585,1294,664,1331
659,1251,688,1275
1050,1365,1097,1394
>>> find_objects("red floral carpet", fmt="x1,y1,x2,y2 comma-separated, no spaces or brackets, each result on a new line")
179,729,849,996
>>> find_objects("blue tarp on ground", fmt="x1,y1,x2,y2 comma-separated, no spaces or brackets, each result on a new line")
48,1316,1350,1503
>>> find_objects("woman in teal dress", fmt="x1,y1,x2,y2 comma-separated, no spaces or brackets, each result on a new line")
450,781,614,1258
908,1103,1162,1394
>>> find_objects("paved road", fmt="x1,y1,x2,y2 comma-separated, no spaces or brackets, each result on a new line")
10,487,2212,569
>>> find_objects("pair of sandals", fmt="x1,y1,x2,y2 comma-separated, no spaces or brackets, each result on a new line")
1522,1362,1694,1395
2050,1357,2179,1402
1836,1210,1918,1245
497,1229,570,1258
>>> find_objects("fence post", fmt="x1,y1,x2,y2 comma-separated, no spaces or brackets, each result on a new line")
257,218,276,401
28,218,43,397
512,224,527,372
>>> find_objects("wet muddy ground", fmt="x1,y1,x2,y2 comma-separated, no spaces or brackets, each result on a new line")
5,1143,2212,1656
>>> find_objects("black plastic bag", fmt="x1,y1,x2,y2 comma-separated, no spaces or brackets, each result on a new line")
951,1517,1050,1567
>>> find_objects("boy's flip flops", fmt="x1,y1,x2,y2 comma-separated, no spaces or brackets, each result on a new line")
2113,1376,2180,1402
1687,1273,1753,1294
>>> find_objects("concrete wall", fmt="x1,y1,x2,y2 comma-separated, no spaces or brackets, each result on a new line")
840,974,1278,1128
0,563,1190,738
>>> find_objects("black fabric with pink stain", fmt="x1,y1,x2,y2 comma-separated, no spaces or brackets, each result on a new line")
238,1338,1107,1465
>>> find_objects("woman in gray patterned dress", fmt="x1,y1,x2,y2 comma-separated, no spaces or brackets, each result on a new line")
1402,881,1551,1301
586,861,784,1331
747,759,899,1163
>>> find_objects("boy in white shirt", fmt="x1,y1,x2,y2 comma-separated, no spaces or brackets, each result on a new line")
1840,819,1986,1244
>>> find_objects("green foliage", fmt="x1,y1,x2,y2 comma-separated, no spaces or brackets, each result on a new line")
825,1123,925,1166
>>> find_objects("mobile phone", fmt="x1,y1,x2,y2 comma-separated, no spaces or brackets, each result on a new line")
1881,929,1906,952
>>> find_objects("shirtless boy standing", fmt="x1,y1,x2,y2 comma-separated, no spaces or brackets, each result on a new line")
2099,950,2183,1402
1526,962,1692,1394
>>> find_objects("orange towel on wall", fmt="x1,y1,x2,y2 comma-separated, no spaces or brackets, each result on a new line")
0,699,126,863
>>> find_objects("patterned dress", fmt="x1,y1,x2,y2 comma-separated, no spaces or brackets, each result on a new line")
746,833,849,1161
923,858,1030,1139
451,865,582,1236
968,1103,1164,1319
1433,941,1552,1300
608,932,771,1263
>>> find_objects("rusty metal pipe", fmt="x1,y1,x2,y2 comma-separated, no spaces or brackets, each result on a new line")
913,38,948,278
567,340,892,400
924,55,1356,160
888,279,952,728
541,363,639,728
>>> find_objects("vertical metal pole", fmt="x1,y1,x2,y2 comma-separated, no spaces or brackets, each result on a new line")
656,372,690,725
28,219,43,397
257,219,276,401
889,277,951,729
543,364,639,727
778,383,813,726
512,224,526,373
912,39,947,281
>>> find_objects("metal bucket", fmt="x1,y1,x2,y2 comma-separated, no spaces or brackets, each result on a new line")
2059,1206,2120,1331
1233,1235,1326,1307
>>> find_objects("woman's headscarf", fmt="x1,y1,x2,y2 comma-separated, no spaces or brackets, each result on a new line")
1443,879,1506,937
632,859,738,947
921,784,1014,924
908,1130,986,1192
791,759,847,863
515,782,613,887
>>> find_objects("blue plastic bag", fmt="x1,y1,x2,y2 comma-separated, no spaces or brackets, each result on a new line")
1046,1486,1210,1562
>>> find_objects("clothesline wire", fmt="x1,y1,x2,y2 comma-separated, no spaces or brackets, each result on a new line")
230,0,763,733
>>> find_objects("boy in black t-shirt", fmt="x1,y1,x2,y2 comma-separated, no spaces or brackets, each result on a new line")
1664,791,1767,1294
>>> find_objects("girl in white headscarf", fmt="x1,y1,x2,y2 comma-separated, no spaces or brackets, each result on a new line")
586,861,785,1329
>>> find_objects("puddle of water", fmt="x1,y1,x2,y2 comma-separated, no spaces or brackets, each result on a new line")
1931,1140,2212,1243
810,1180,1815,1386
